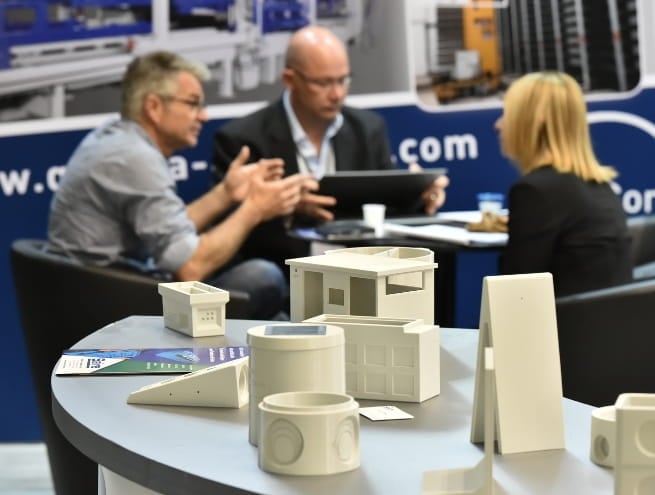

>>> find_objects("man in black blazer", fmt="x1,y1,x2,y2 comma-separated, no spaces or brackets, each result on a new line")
211,25,449,270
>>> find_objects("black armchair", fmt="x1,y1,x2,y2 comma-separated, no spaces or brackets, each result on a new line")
9,238,250,495
556,278,655,407
627,214,655,279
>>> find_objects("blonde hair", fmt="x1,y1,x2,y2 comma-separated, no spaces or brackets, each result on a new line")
120,51,209,120
500,71,616,182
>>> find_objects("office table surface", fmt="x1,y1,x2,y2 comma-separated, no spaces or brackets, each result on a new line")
52,316,612,495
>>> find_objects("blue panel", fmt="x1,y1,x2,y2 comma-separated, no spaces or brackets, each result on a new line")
1,1,152,50
252,0,310,33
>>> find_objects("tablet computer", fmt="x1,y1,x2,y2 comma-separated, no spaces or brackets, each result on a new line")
318,168,448,217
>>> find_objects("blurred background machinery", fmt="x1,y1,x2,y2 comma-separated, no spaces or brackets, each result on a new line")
0,0,365,120
411,0,639,104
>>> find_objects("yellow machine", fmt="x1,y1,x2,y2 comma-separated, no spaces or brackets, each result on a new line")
434,2,502,102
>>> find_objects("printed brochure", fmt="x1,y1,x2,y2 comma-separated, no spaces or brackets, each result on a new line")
55,346,248,375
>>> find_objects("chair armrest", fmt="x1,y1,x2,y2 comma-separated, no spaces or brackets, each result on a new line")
225,289,251,319
555,278,655,406
627,215,655,266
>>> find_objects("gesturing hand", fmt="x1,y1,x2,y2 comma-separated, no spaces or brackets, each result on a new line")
246,172,307,221
409,163,450,215
223,146,285,203
294,176,337,222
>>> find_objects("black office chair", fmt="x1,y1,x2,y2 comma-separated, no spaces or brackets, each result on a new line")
9,239,250,495
556,278,655,407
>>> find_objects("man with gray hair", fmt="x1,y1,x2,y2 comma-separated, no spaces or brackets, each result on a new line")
48,51,307,319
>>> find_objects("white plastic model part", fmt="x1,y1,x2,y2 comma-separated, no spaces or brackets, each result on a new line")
127,356,249,408
614,393,655,495
470,273,565,455
258,391,360,476
247,324,346,446
100,467,159,495
286,246,437,324
303,314,439,403
422,347,495,495
590,405,616,468
158,281,229,337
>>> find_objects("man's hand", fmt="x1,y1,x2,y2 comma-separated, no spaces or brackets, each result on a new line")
223,146,285,203
409,163,450,215
294,177,337,222
245,172,307,222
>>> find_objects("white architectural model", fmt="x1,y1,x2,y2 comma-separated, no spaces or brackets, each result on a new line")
303,314,439,403
615,393,655,495
286,246,437,325
158,281,229,337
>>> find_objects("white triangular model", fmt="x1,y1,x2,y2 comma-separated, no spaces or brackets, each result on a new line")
127,356,249,408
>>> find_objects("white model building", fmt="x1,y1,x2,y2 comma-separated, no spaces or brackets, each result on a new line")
158,281,229,337
303,314,440,403
286,246,437,325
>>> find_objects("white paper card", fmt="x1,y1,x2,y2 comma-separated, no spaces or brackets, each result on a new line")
359,405,414,421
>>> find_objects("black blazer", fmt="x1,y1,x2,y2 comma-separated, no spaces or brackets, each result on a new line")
211,99,394,268
500,166,632,296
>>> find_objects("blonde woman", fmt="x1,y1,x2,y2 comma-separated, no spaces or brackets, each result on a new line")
496,71,631,296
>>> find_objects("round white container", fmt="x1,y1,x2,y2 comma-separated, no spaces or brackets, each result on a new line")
247,324,345,446
258,391,360,476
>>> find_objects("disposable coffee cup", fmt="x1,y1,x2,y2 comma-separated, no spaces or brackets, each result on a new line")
362,203,386,237
477,193,504,214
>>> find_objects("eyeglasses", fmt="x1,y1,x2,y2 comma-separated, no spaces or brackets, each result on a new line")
291,67,352,90
161,96,206,112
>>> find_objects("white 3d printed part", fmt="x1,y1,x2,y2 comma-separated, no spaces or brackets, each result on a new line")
158,281,229,337
127,356,249,408
258,391,360,476
422,347,495,495
471,273,565,455
303,314,440,403
590,405,616,468
247,323,346,446
286,246,437,325
614,393,655,495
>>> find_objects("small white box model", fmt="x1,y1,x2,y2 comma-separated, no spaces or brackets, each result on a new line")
286,246,437,325
304,314,439,403
158,281,229,337
615,393,655,495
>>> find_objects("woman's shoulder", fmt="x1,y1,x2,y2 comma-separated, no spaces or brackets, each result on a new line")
519,166,582,188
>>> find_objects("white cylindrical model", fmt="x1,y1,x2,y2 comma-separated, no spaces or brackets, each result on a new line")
247,324,345,446
258,391,360,476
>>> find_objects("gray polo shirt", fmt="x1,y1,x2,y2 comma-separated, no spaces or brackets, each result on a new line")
48,119,198,274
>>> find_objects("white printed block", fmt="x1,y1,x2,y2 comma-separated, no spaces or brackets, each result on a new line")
615,393,655,495
158,281,229,337
303,314,439,402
